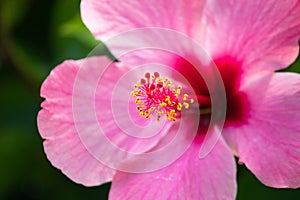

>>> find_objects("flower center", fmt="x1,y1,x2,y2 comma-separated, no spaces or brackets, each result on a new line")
131,72,194,122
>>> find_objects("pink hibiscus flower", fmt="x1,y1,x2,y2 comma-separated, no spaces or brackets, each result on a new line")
38,0,300,199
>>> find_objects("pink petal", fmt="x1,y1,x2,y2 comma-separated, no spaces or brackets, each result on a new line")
100,28,221,91
223,72,300,188
109,134,237,200
38,57,181,184
37,58,115,186
203,0,300,72
80,0,205,41
81,0,299,73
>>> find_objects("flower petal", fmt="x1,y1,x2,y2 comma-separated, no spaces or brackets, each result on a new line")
109,134,237,200
37,58,115,186
80,0,205,41
223,72,300,188
203,0,300,71
38,57,177,184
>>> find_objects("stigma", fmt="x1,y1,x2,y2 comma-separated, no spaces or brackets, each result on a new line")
131,72,194,122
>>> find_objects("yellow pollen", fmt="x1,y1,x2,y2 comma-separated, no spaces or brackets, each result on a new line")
183,102,189,109
135,98,140,104
160,102,167,107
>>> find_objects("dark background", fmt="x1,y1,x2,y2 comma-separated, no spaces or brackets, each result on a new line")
0,0,300,199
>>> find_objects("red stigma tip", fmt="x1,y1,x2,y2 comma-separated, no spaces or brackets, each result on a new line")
145,73,150,79
140,78,146,84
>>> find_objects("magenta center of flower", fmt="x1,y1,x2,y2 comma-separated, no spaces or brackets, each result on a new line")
172,56,250,128
131,72,194,121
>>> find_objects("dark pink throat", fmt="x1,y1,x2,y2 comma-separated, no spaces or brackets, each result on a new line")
173,56,250,127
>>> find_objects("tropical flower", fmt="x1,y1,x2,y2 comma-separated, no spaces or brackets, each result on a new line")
38,0,300,199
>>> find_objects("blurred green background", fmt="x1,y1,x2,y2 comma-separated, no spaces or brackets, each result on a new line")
0,0,299,199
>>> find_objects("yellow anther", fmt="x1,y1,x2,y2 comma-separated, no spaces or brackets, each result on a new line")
131,91,136,97
165,96,172,105
134,83,141,88
177,103,182,111
190,99,195,103
166,109,176,121
183,102,189,109
135,98,141,104
157,77,163,82
183,94,189,101
145,114,153,120
160,102,167,107
134,89,142,94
